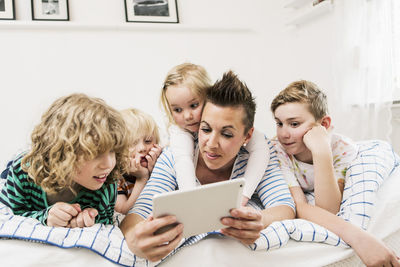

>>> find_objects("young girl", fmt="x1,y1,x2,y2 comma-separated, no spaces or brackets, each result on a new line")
271,80,399,266
114,108,162,214
0,93,129,227
161,63,269,205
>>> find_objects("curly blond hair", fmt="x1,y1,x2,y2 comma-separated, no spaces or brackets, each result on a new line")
160,62,211,126
22,93,130,194
120,108,160,146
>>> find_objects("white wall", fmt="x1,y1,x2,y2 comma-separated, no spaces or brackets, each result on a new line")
0,0,350,166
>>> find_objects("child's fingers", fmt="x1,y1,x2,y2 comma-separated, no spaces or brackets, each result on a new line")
47,213,69,227
71,203,81,213
82,210,93,227
59,203,80,217
153,145,163,156
48,202,79,223
69,217,78,228
78,213,85,228
88,208,98,218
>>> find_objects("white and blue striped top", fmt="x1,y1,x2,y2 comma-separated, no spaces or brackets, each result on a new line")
129,140,295,218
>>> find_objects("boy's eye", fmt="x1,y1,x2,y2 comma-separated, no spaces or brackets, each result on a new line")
173,107,182,113
290,122,300,127
276,122,283,127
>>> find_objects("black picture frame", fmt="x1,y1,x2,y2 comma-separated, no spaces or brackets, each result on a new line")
31,0,69,21
0,0,15,20
125,0,179,23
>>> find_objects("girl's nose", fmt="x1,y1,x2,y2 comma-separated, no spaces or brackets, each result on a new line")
184,110,193,121
137,141,146,153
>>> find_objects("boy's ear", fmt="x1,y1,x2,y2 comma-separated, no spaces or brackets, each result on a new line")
320,116,331,129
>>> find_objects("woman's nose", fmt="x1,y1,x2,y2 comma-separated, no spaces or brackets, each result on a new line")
206,133,218,148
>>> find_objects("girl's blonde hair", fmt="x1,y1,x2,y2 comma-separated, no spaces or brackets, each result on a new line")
120,108,160,145
160,63,212,125
22,93,130,194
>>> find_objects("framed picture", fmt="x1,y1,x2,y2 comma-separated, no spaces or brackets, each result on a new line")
0,0,15,20
31,0,69,21
125,0,179,23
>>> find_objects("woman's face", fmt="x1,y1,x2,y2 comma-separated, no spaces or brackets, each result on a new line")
198,102,251,172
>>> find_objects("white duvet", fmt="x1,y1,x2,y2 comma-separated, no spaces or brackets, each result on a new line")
0,141,399,267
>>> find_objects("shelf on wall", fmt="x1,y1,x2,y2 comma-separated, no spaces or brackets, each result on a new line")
286,0,333,26
0,21,253,33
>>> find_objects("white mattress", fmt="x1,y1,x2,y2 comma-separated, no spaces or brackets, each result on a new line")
0,167,399,267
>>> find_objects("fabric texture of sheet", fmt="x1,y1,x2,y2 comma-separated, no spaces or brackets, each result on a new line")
0,140,399,266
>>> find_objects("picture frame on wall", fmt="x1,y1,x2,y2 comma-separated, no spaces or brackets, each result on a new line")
124,0,179,23
31,0,69,21
0,0,15,20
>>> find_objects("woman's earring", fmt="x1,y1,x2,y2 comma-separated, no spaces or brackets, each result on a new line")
243,143,247,147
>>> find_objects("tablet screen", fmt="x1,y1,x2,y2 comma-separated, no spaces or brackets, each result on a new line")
152,178,245,238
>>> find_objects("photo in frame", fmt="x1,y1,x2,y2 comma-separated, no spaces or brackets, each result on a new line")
0,0,15,20
124,0,179,23
31,0,69,21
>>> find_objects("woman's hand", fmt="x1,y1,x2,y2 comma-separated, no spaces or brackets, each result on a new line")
124,215,184,262
220,206,264,245
47,202,81,227
67,208,98,228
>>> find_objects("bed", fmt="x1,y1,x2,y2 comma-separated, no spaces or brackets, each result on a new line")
1,142,399,267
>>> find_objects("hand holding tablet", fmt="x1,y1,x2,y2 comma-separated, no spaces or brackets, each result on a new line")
152,178,245,238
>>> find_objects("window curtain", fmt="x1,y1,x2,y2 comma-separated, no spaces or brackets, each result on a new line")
332,0,398,142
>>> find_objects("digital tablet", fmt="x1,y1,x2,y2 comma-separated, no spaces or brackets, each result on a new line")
152,178,245,238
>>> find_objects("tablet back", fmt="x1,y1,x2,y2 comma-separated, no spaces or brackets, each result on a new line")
152,178,245,238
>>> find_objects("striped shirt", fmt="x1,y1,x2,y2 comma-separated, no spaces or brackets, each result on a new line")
0,155,117,225
130,140,295,218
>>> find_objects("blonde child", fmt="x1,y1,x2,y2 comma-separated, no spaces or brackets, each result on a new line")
161,63,269,205
115,108,162,214
271,80,399,266
0,93,129,227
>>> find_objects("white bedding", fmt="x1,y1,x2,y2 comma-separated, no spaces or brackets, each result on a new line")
0,142,399,267
2,167,399,267
162,166,400,267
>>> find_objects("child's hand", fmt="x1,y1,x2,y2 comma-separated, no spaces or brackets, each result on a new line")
47,202,81,227
67,208,98,228
145,144,162,174
303,124,331,154
129,153,150,179
352,230,400,267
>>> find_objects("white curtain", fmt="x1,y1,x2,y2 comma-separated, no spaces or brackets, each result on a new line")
332,0,398,142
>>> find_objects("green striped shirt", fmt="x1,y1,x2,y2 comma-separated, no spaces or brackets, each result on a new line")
0,155,116,225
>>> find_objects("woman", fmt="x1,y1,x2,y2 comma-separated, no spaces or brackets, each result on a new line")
120,71,295,262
